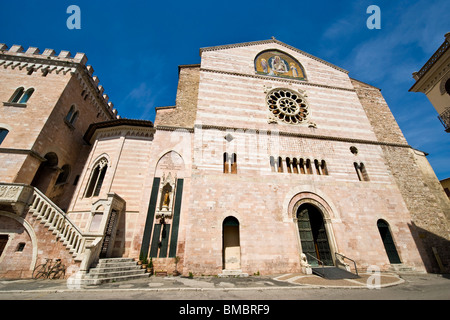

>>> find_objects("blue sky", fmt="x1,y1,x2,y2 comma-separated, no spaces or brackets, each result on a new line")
1,0,449,180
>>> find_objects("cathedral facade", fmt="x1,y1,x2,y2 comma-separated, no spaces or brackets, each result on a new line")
1,39,449,279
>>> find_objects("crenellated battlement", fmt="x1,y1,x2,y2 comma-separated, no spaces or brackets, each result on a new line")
0,43,119,119
0,43,87,65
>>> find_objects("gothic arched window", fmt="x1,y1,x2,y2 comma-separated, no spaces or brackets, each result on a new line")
65,105,79,126
85,158,108,197
0,128,9,145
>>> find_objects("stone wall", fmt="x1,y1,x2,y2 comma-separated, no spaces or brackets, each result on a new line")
154,65,200,128
352,78,450,272
0,210,79,279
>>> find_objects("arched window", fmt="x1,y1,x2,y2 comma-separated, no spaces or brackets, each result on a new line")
55,164,71,185
278,157,283,173
223,153,229,173
286,157,292,173
299,158,305,174
9,87,24,103
354,162,369,181
321,160,328,175
305,159,312,174
314,159,321,175
85,158,108,197
18,88,34,103
223,153,237,174
72,111,79,124
230,153,237,174
0,128,9,145
445,78,450,96
269,156,276,172
292,158,299,174
65,105,79,126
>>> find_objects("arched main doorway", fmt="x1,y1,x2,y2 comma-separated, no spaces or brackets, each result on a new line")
297,203,333,266
377,219,401,264
222,216,240,270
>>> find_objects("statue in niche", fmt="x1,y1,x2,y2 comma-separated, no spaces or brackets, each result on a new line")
160,183,172,210
163,190,170,207
156,172,177,218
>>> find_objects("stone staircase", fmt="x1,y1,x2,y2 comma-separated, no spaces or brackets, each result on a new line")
81,258,149,285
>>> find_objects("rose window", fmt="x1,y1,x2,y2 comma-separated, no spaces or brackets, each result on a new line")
266,88,309,124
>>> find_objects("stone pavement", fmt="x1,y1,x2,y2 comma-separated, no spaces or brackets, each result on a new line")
0,272,405,293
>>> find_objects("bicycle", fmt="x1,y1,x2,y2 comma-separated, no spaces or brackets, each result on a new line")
32,258,66,280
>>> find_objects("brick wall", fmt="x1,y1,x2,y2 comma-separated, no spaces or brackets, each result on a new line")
0,211,80,279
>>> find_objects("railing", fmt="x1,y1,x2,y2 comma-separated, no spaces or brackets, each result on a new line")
1,183,125,277
29,187,86,258
305,253,325,275
79,237,103,272
438,107,450,132
415,39,449,80
335,252,358,276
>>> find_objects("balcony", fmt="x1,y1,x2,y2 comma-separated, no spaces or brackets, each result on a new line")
0,183,33,214
438,107,450,132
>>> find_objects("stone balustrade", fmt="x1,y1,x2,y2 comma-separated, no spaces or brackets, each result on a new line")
28,187,86,258
1,183,125,277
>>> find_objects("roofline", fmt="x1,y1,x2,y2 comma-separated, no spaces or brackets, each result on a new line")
178,64,201,75
83,118,154,144
350,77,381,91
409,32,450,92
199,38,349,74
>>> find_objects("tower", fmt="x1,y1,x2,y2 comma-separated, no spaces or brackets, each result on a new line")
0,43,118,210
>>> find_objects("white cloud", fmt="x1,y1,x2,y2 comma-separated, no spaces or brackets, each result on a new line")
341,0,450,84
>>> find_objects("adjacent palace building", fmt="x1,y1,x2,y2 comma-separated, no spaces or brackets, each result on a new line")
1,38,449,282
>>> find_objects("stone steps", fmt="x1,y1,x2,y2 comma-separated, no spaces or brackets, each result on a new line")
218,269,249,277
83,258,149,285
388,264,419,274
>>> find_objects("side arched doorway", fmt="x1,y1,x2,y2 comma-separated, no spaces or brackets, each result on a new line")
297,203,333,266
31,152,59,194
377,219,401,264
222,216,240,270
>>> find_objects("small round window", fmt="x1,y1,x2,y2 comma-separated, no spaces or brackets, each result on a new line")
266,88,309,125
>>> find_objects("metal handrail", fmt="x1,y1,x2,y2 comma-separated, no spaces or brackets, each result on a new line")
335,253,358,275
305,253,325,276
